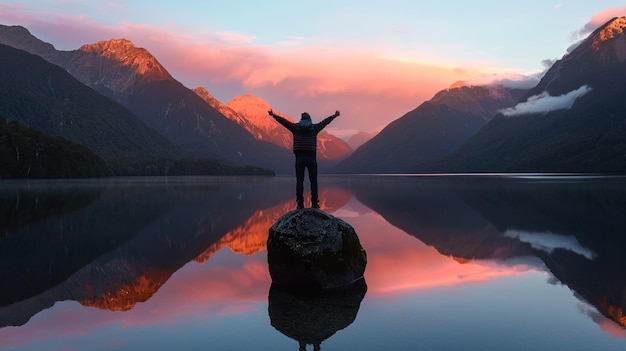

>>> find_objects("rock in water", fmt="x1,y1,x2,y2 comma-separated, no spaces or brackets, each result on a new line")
267,209,367,290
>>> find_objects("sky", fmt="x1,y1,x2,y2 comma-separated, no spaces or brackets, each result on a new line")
1,1,625,138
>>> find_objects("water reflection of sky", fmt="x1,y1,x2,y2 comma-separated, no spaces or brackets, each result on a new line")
1,177,626,350
337,199,538,294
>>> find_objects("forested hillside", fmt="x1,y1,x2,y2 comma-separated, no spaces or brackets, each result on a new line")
0,117,109,178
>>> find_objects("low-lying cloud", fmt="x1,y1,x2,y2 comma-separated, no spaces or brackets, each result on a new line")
499,85,592,117
503,229,597,260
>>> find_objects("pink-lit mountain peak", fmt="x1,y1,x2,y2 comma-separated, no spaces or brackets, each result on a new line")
78,38,172,80
587,16,626,61
194,88,283,135
227,93,291,127
193,87,352,159
223,93,352,159
193,86,213,99
227,94,282,119
595,16,626,42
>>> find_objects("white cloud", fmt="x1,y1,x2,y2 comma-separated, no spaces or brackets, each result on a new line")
503,229,597,260
490,75,542,90
499,85,592,116
463,71,544,90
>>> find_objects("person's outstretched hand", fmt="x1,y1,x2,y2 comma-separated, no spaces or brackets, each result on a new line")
334,110,341,117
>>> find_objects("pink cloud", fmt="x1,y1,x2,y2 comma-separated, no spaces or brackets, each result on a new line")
214,31,257,45
0,4,21,10
6,5,625,134
0,8,499,133
573,7,626,40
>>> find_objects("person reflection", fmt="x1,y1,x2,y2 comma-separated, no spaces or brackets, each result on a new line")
268,279,366,350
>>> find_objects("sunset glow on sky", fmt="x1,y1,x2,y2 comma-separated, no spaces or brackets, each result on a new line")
1,1,625,137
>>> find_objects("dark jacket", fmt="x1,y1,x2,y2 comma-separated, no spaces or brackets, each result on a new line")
272,114,337,154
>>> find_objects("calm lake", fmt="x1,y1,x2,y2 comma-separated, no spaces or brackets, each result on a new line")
1,174,625,350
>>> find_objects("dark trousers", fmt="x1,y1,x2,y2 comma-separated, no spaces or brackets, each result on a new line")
295,153,318,204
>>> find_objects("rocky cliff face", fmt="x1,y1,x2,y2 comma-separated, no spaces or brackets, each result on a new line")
55,39,172,103
589,16,626,58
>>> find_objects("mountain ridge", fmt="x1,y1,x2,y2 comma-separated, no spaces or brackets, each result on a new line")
0,25,293,172
416,16,626,173
194,88,353,162
333,84,527,173
0,43,181,160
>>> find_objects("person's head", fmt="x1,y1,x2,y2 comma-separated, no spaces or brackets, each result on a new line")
298,112,313,127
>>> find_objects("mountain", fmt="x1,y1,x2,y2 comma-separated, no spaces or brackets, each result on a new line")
0,177,294,322
0,116,109,178
194,88,353,163
0,43,180,160
344,175,626,328
417,17,626,173
0,25,293,172
346,131,376,150
332,84,527,173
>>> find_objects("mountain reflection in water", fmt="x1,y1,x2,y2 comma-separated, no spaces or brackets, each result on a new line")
343,174,626,330
0,175,625,350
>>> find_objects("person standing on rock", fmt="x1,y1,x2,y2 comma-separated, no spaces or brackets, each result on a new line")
268,109,340,209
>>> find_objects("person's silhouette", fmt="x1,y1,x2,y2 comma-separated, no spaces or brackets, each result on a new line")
268,109,340,209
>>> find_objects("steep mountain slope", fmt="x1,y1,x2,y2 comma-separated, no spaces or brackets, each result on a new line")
0,43,180,160
59,40,292,171
419,17,626,173
346,131,376,150
0,25,292,172
0,116,109,178
194,88,352,162
333,85,526,173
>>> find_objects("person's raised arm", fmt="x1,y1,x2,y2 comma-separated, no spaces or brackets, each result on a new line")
315,110,340,131
268,109,296,131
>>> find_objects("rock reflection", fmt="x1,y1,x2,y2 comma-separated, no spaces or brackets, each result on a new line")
268,279,367,350
3,174,626,344
0,179,352,328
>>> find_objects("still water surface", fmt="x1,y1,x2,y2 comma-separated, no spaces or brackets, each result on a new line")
1,174,625,350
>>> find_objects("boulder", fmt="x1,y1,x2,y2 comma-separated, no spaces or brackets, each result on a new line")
267,209,367,290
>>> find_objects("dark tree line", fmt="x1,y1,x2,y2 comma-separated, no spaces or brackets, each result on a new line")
1,116,275,179
105,157,275,176
0,116,109,178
